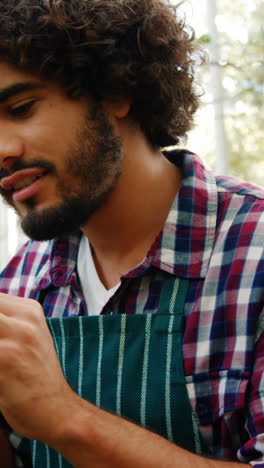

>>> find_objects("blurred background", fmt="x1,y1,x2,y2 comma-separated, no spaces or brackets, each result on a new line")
0,0,263,270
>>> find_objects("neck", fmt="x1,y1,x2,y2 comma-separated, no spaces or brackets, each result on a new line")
81,129,181,288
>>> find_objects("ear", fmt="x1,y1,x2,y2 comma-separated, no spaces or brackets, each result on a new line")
103,99,132,119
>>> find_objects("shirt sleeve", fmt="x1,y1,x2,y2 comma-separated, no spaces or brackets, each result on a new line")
237,306,264,467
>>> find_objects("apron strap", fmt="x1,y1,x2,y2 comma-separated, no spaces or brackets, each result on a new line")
155,276,189,333
155,275,202,454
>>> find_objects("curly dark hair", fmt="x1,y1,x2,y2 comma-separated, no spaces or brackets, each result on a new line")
0,0,204,148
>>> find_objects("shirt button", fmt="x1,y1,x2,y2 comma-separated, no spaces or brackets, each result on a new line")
196,403,210,416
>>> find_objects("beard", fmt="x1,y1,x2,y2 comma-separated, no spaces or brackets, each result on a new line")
0,104,122,241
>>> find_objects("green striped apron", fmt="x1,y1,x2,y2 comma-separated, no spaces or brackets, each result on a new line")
31,277,202,467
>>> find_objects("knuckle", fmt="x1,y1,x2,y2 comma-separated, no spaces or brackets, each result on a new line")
25,298,44,319
20,322,36,344
0,341,20,366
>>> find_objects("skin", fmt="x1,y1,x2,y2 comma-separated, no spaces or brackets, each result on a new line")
0,68,123,242
0,61,250,466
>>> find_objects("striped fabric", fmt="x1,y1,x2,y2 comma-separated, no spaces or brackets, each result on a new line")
0,151,263,466
31,277,200,467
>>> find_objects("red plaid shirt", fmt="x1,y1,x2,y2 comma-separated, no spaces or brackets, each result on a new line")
1,151,264,466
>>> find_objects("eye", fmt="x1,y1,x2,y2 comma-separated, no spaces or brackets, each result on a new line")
9,100,35,118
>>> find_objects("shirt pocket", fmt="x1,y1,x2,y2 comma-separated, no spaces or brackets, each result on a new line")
186,369,250,425
186,369,250,458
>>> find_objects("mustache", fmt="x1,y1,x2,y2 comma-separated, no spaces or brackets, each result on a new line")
0,160,55,181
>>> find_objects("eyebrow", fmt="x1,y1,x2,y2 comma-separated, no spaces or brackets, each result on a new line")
0,82,43,103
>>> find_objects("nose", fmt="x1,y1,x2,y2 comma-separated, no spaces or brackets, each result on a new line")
0,129,24,171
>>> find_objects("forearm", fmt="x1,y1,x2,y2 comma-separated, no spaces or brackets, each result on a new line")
50,397,250,468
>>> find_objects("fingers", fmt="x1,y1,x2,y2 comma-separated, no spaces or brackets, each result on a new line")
0,293,43,318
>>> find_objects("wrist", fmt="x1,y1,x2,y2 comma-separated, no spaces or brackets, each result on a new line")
47,395,96,464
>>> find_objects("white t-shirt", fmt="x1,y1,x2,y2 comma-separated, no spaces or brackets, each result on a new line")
77,235,120,316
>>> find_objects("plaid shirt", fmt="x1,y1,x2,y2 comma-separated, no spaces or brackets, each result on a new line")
0,151,263,466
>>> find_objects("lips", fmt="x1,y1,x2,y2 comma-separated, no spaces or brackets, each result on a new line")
0,168,47,193
0,168,49,203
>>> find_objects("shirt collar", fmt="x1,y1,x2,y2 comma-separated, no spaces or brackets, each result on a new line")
149,151,218,279
35,232,81,290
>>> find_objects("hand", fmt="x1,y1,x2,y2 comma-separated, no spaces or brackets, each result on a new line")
0,293,75,443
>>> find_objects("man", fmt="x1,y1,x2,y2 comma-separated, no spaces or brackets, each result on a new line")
0,0,263,466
